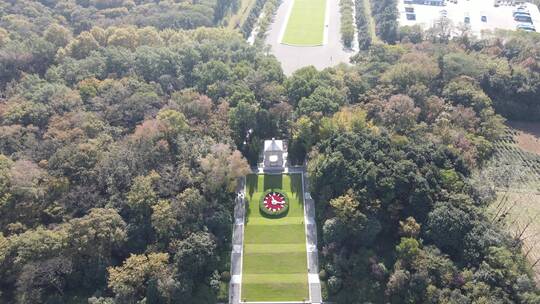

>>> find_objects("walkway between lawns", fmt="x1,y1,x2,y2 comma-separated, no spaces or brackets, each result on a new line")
242,174,309,302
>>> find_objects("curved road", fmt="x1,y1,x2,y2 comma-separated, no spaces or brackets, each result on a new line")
265,0,357,75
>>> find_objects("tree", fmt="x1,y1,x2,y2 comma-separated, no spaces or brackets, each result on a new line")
63,31,100,59
126,171,160,212
443,76,492,113
0,155,12,207
285,66,320,106
296,86,345,116
172,232,217,277
15,257,73,304
373,95,420,134
426,203,473,256
151,200,177,241
199,144,250,193
67,208,127,262
290,115,319,163
385,269,410,300
399,217,421,238
134,46,181,82
44,24,72,48
319,107,368,138
108,252,172,303
322,217,348,244
194,60,232,93
426,17,453,43
398,25,423,43
6,227,68,271
442,52,488,82
107,27,138,50
381,54,439,91
156,109,188,139
396,237,421,266
172,187,207,231
228,101,257,147
329,191,368,236
462,222,504,266
0,27,9,47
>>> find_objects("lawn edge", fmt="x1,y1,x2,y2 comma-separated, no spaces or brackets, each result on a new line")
240,173,309,302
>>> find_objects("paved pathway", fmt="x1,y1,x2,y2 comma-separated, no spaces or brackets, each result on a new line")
264,0,357,75
301,171,323,303
229,177,245,304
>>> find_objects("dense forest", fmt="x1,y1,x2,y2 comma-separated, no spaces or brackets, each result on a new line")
0,0,540,303
0,0,238,33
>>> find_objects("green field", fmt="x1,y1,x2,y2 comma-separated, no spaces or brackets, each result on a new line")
281,0,327,46
489,123,540,282
241,174,309,301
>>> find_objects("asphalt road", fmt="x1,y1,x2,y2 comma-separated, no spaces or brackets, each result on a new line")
265,0,356,75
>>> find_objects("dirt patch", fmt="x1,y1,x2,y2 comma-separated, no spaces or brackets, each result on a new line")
508,121,540,155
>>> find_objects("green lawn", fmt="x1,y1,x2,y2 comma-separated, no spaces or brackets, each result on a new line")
281,0,327,46
241,174,309,302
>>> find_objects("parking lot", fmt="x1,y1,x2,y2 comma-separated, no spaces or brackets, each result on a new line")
397,0,540,36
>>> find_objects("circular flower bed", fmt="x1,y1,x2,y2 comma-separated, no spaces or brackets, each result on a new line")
259,190,289,217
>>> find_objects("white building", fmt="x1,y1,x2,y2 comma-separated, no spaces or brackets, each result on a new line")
262,138,287,171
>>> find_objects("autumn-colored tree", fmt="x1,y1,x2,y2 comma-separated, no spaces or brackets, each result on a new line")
398,217,421,238
199,144,250,193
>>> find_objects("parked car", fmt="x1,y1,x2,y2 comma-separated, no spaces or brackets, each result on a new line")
513,8,529,16
481,15,487,22
517,23,536,31
464,16,470,23
514,14,532,22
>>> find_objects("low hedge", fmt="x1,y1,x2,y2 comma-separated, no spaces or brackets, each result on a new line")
254,0,281,45
241,0,269,38
340,0,355,48
259,189,289,217
355,0,372,50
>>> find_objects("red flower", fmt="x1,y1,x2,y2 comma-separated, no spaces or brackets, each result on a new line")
263,192,286,212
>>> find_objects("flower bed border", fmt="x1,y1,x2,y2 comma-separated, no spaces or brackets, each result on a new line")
259,189,289,217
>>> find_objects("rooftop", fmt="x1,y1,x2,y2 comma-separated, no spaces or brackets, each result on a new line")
264,138,285,152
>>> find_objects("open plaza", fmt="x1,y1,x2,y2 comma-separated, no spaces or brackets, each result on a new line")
264,0,355,74
398,0,540,35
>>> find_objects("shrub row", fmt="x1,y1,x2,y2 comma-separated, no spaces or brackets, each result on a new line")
354,0,372,50
254,0,281,45
241,0,269,38
370,0,398,43
339,0,355,48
